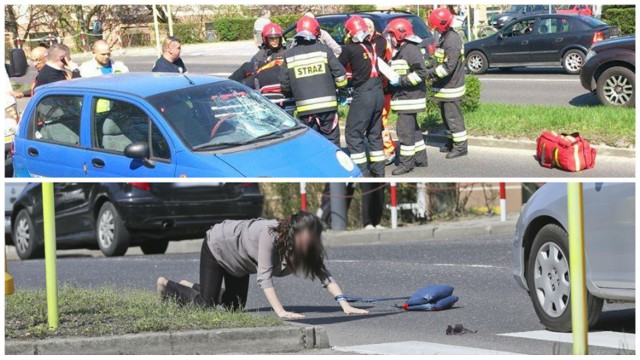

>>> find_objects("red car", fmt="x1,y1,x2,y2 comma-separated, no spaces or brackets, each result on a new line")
556,5,593,17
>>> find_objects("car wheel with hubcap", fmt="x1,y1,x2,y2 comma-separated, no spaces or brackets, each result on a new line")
562,49,585,75
466,51,488,74
96,202,130,257
12,209,44,260
526,223,603,332
140,239,169,255
597,66,635,107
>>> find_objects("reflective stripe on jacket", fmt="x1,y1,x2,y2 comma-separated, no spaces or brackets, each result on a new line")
389,42,427,114
429,29,466,101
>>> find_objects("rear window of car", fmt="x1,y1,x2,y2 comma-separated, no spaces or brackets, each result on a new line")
580,16,607,27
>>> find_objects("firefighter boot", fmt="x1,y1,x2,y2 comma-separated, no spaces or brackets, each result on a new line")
392,164,414,175
446,140,468,159
439,139,453,153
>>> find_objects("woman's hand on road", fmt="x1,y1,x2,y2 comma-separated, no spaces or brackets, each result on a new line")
277,311,305,319
342,304,369,315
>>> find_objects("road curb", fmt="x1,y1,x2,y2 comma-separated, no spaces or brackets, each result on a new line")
424,133,635,158
324,217,517,247
5,325,330,355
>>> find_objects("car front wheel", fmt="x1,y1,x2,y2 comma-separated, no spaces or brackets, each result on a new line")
526,223,603,332
596,66,635,107
96,202,130,257
562,49,584,75
13,209,44,260
466,51,488,74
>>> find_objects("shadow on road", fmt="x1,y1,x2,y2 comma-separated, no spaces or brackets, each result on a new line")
569,93,601,107
593,308,635,333
481,67,568,76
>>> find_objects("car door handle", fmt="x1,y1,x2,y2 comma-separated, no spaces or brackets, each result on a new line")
27,147,39,157
521,40,529,45
555,38,563,42
91,158,105,168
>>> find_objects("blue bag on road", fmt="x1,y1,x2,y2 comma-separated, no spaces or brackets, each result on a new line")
405,285,454,306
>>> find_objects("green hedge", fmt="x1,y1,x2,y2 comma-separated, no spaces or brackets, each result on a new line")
214,15,300,42
602,7,635,35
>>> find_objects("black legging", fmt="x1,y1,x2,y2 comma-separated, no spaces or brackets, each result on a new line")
164,239,250,309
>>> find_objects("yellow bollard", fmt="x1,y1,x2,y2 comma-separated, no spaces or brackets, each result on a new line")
5,249,14,295
42,183,58,329
567,183,588,355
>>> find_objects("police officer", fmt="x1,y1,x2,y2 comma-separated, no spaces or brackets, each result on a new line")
338,15,385,177
279,16,347,147
428,7,468,159
383,19,428,176
230,22,286,91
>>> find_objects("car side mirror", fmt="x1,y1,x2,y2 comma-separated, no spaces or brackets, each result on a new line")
124,142,155,168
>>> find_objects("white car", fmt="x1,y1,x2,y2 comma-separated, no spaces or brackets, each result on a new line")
513,183,635,331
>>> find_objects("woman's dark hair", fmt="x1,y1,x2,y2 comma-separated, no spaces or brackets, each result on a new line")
270,211,328,282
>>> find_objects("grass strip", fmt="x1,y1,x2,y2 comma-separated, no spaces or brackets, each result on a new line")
5,285,281,340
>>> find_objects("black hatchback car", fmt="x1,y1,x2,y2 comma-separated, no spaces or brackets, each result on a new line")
465,14,620,74
283,10,436,53
9,182,263,259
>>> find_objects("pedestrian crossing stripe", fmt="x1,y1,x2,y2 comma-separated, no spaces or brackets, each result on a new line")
499,330,635,351
334,341,519,355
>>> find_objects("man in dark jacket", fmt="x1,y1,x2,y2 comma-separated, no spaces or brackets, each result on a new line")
34,44,80,92
279,16,347,146
152,36,187,73
428,7,468,159
384,19,428,175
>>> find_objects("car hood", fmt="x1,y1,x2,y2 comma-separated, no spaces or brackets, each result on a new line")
214,130,361,178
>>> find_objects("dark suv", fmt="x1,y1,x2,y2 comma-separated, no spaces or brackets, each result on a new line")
580,36,635,107
283,10,436,53
9,182,263,259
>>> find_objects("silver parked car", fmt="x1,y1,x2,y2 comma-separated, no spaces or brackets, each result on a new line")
513,183,635,332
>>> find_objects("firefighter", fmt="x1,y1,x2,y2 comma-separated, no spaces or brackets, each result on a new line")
229,22,286,91
363,17,396,166
337,16,385,177
427,7,468,159
383,19,428,176
279,16,347,147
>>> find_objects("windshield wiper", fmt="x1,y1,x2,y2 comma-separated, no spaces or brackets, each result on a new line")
192,142,242,151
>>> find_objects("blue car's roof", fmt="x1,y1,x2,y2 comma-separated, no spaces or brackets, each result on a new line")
37,72,225,98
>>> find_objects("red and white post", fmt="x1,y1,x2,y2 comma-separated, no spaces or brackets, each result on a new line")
300,182,307,212
499,182,507,222
390,182,398,229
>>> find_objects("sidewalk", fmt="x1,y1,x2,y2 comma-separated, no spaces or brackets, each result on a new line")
323,215,517,247
72,40,256,59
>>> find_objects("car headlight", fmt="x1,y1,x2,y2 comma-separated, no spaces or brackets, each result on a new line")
336,151,355,172
499,16,508,21
585,49,597,63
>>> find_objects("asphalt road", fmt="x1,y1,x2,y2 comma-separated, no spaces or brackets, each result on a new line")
13,42,595,107
8,234,634,355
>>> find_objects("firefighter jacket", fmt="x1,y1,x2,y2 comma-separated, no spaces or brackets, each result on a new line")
389,42,428,114
428,29,466,101
279,41,348,116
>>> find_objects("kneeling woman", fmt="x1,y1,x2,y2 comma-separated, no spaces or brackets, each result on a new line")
157,212,368,319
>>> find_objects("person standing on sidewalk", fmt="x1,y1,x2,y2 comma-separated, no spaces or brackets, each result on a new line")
279,16,347,147
152,36,187,73
338,16,385,177
384,19,428,176
427,8,468,159
156,212,368,319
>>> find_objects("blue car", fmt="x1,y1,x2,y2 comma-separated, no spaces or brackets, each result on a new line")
12,73,361,178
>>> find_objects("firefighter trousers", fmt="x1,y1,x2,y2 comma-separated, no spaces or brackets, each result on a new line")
439,100,467,149
346,77,385,177
300,111,340,147
397,112,428,168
